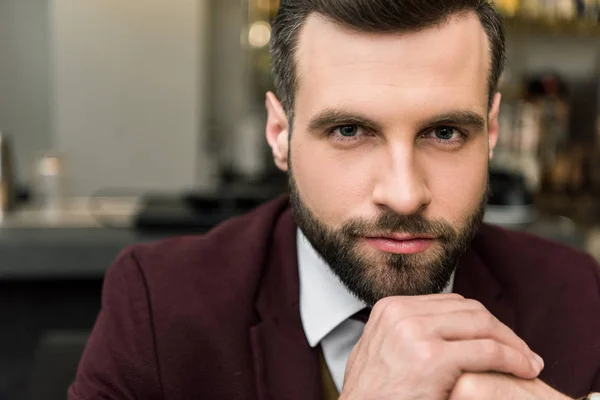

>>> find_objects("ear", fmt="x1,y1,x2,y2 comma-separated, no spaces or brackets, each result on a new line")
487,92,502,159
265,91,290,172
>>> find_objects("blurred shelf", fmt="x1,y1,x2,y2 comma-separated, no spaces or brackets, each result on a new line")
503,15,600,36
0,197,141,229
535,192,600,228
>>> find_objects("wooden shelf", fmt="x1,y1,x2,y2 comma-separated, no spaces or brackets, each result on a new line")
503,15,600,36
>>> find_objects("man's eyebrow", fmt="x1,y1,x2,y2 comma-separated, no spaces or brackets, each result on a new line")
307,109,383,133
306,108,487,133
421,110,487,131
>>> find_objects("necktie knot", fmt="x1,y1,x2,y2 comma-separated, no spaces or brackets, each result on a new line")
351,308,371,323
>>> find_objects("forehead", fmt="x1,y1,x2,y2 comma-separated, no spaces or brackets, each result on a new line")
294,13,491,122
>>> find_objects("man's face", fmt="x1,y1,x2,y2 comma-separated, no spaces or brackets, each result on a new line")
267,13,500,305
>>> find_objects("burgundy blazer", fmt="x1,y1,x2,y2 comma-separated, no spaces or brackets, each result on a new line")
69,196,600,400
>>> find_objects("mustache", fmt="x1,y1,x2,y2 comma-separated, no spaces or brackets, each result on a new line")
340,211,458,240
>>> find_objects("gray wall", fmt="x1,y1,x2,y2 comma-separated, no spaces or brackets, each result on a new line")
51,0,216,196
0,0,218,196
207,0,252,172
0,0,52,185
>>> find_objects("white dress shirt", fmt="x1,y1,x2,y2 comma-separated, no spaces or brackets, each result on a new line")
297,229,454,393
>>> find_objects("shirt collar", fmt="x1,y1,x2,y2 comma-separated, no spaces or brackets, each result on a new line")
297,228,456,348
297,229,367,347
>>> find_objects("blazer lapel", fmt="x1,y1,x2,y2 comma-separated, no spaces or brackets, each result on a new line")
454,246,518,333
250,206,322,400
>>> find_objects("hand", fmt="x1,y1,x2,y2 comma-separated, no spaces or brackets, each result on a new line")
340,294,544,400
450,372,572,400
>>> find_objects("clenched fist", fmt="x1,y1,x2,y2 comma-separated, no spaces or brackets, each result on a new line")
340,294,544,400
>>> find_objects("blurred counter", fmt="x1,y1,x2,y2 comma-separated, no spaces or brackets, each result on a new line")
0,195,597,281
0,197,141,229
0,197,167,280
0,228,163,280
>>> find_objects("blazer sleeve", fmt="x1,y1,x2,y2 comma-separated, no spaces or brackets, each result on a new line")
68,248,163,400
590,257,600,393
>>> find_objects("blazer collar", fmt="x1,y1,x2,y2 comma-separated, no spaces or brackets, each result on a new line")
250,205,322,400
454,243,517,333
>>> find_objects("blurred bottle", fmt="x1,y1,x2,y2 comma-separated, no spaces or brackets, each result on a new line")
555,0,576,19
592,0,600,21
539,0,558,19
519,0,542,18
494,0,521,16
520,0,597,20
520,73,571,193
514,101,543,190
33,152,65,215
0,132,16,213
577,0,600,21
230,111,268,182
575,0,600,22
492,69,545,191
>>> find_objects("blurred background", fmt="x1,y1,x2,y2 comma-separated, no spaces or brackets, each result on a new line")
0,0,599,399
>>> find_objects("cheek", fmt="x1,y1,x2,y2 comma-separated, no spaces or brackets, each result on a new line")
422,145,488,225
291,138,374,226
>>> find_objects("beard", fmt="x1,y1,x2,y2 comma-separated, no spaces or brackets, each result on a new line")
289,173,488,306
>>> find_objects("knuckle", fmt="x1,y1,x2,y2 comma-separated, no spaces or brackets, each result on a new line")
371,297,392,317
464,299,485,310
480,339,502,359
452,373,480,400
413,340,442,364
446,293,465,300
517,350,532,370
375,298,405,322
399,317,426,339
477,310,498,330
481,340,500,357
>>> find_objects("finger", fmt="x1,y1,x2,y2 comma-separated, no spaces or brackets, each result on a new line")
449,372,515,400
445,339,544,379
368,297,486,329
404,310,534,358
415,293,465,301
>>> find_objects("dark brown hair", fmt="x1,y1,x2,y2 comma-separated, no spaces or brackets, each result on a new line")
270,0,506,122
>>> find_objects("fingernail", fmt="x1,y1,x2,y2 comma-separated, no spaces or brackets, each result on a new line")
531,353,544,370
535,354,544,368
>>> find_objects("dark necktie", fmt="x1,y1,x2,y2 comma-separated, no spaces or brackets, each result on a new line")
352,308,371,323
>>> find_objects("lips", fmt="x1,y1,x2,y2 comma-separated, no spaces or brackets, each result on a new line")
367,233,435,241
363,234,436,254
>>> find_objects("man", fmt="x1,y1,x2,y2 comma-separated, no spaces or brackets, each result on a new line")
69,0,600,399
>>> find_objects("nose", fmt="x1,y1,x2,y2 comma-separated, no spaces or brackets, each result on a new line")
371,146,431,215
